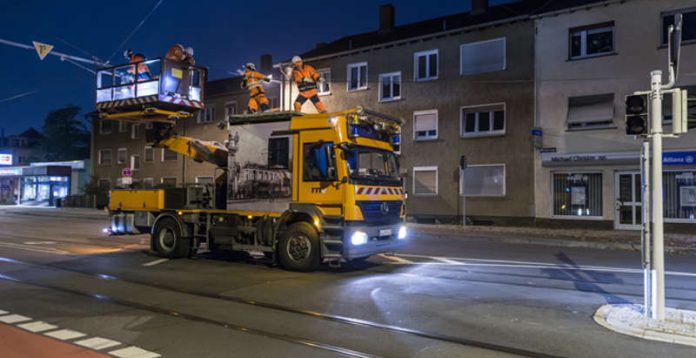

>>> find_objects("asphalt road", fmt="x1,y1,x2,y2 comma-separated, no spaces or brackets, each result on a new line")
0,207,695,357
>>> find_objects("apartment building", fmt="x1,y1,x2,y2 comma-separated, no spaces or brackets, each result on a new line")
278,1,539,224
533,0,696,230
91,55,280,190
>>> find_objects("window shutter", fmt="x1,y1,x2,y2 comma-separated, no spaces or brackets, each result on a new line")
567,94,614,125
415,112,436,132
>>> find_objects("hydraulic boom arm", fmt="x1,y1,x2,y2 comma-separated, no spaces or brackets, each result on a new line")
154,135,228,168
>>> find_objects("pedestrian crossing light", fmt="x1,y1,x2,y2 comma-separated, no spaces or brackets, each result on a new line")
625,94,648,135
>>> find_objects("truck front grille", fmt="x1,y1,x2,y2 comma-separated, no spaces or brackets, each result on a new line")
355,201,402,225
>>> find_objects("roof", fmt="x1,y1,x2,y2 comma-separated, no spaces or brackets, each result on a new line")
298,0,614,60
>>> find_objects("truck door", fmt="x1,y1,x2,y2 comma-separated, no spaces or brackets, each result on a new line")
296,130,344,207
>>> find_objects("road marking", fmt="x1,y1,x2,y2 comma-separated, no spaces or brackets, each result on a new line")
0,241,69,255
18,321,58,333
45,329,86,340
0,309,8,315
142,258,169,267
0,314,31,323
377,254,413,264
432,257,464,265
109,346,161,358
23,241,57,245
75,337,121,350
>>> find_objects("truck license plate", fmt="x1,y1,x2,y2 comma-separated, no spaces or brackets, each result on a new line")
379,229,392,237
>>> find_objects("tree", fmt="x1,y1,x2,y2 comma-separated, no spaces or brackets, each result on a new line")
41,106,90,161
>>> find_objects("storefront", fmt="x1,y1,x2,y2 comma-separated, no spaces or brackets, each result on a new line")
0,166,23,205
19,165,71,206
541,150,696,230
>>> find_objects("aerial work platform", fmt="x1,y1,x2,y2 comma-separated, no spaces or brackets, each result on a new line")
96,58,207,122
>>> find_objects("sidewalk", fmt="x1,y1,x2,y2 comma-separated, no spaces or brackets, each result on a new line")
0,206,107,221
410,223,696,254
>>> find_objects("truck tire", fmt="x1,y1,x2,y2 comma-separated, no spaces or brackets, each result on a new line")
278,222,320,272
153,217,191,259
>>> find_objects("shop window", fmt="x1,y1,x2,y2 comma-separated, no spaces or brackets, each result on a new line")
460,38,506,75
567,94,615,130
460,164,505,197
552,173,603,217
664,171,696,221
413,166,438,196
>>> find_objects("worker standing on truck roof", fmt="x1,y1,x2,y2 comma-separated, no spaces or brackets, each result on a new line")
242,63,271,114
124,49,153,81
291,56,326,113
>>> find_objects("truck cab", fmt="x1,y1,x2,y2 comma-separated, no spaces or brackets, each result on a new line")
107,108,407,271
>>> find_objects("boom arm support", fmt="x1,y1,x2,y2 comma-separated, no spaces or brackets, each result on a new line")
154,135,228,168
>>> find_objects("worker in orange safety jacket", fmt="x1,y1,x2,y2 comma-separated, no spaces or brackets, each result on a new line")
291,56,326,113
123,49,153,82
241,63,271,113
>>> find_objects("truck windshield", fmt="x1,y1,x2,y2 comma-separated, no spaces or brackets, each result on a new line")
345,146,400,186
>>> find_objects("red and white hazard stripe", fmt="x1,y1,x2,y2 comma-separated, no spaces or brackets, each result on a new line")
355,187,403,195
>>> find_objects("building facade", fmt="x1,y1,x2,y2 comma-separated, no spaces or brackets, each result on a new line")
91,56,279,190
534,0,696,230
279,2,538,224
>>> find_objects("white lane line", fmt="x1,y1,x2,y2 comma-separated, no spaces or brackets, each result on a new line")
109,346,161,358
142,258,169,267
18,321,58,333
432,257,463,265
75,337,121,350
377,254,413,264
0,314,31,323
45,329,86,340
23,241,57,245
0,242,69,255
0,309,8,315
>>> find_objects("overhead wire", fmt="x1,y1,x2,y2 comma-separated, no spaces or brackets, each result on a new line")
106,0,167,64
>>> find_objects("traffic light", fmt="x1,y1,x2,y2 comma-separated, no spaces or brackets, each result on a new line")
625,94,648,135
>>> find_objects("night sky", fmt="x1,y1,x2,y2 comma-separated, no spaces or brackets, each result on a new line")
0,0,516,135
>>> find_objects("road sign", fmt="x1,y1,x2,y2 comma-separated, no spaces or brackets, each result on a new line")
121,168,132,177
121,177,133,185
32,41,53,60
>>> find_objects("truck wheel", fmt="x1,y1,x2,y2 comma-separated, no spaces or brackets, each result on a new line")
279,222,320,272
153,217,191,258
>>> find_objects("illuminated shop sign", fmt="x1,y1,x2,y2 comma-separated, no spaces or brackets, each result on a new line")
0,154,12,165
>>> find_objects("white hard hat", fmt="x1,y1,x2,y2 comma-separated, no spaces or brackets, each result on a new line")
245,62,256,71
291,56,302,64
185,47,194,57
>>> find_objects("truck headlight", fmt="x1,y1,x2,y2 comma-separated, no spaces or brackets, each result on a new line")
397,225,407,240
351,231,368,246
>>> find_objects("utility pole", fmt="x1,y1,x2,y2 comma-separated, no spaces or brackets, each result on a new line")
649,70,666,320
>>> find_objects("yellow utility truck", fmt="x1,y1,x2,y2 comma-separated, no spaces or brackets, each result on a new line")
107,108,407,271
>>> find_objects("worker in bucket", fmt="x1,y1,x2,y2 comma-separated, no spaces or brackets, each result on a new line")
291,56,326,113
163,44,196,97
241,63,271,114
165,44,195,66
123,49,153,82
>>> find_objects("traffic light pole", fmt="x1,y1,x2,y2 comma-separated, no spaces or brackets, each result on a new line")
640,140,652,318
649,70,666,321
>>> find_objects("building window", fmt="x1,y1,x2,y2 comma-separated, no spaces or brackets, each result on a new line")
268,137,290,169
117,148,127,164
118,120,128,133
347,62,368,91
414,49,438,81
413,166,438,196
131,155,140,172
662,10,696,45
413,110,438,141
460,164,505,197
567,93,615,130
98,149,112,165
317,68,331,95
665,171,696,221
161,177,177,187
195,176,214,185
460,37,506,75
461,103,505,137
199,105,216,123
378,72,401,102
99,120,112,135
552,173,603,217
143,177,154,188
224,101,237,118
144,146,154,162
162,149,177,161
570,22,614,59
131,124,142,139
